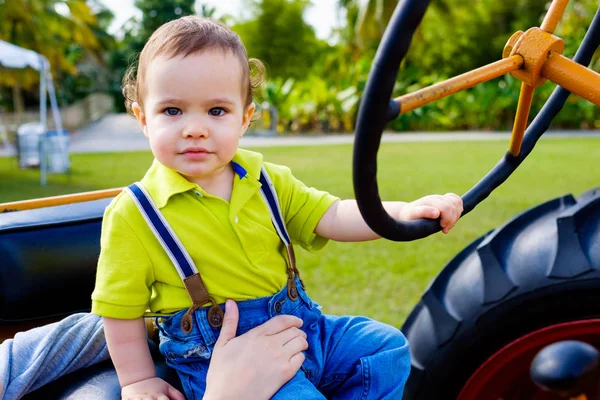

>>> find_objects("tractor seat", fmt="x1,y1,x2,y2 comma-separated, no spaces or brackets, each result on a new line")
0,198,182,398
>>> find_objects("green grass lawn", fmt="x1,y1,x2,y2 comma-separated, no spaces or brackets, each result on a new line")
1,137,599,328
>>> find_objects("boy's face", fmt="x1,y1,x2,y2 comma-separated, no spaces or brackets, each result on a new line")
132,50,254,185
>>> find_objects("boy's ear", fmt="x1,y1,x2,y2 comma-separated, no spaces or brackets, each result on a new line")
132,102,149,138
241,102,256,137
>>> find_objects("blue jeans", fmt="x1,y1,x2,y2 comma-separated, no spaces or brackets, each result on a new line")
158,279,411,399
0,313,109,400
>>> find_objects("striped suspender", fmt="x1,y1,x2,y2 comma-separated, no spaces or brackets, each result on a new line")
125,166,300,333
125,183,224,331
258,166,302,300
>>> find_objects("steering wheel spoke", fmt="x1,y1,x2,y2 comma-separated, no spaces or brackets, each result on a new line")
392,56,523,116
541,0,570,34
509,83,535,157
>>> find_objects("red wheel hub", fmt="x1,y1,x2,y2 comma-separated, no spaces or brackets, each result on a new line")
458,319,600,399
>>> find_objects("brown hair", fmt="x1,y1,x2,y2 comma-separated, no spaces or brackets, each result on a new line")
122,16,265,115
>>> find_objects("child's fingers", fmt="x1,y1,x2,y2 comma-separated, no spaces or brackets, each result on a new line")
406,205,440,220
423,196,453,223
439,195,463,233
437,197,459,230
444,193,464,212
409,195,462,231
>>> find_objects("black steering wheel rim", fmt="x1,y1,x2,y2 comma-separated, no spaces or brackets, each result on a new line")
353,2,600,242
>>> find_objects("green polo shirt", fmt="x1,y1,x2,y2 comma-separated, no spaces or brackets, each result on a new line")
91,149,339,319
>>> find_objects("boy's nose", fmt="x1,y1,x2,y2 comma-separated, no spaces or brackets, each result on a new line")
182,124,209,139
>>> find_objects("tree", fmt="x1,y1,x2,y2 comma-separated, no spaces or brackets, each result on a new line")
233,0,326,80
105,0,196,112
0,0,108,108
134,0,196,44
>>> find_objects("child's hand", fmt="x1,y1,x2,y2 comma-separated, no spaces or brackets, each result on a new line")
121,377,185,400
398,193,463,234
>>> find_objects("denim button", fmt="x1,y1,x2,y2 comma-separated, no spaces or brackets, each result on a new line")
208,307,223,328
210,312,223,327
274,301,283,314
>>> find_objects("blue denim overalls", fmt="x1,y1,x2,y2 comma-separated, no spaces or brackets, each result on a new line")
126,166,411,400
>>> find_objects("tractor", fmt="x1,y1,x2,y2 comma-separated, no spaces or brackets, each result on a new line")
1,0,599,398
352,0,600,398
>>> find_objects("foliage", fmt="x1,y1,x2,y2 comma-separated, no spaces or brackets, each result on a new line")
232,0,327,80
253,0,599,133
135,0,195,42
3,0,597,130
390,0,600,131
406,0,549,77
0,0,113,105
106,0,209,112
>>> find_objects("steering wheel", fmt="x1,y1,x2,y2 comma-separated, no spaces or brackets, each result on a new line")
353,0,600,241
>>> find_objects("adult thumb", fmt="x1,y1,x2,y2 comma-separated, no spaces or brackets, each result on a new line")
216,299,239,347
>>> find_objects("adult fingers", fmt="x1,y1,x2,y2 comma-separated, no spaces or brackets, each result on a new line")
275,326,307,346
167,385,186,400
215,300,239,347
283,335,309,357
258,314,303,336
288,352,306,375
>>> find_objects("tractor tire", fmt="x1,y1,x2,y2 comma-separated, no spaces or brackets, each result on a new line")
402,187,600,399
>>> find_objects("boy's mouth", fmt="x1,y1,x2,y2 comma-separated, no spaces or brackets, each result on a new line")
181,147,211,154
180,147,212,159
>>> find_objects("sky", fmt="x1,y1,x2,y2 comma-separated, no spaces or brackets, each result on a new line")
100,0,343,41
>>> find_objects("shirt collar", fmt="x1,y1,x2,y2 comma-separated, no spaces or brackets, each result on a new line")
233,148,263,181
140,149,264,208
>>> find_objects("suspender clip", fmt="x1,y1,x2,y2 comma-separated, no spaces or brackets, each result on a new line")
181,305,199,334
287,276,299,301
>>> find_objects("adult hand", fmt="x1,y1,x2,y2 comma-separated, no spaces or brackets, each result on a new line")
121,376,185,400
203,300,308,400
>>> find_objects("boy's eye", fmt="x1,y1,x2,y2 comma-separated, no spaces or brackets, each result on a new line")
209,107,225,116
164,107,181,116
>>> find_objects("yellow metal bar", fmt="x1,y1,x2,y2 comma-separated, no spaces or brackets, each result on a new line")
542,52,600,107
394,55,523,114
540,0,569,34
509,83,534,156
0,188,122,213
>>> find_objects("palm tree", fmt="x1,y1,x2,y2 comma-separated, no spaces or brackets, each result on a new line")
0,0,107,109
337,0,397,50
